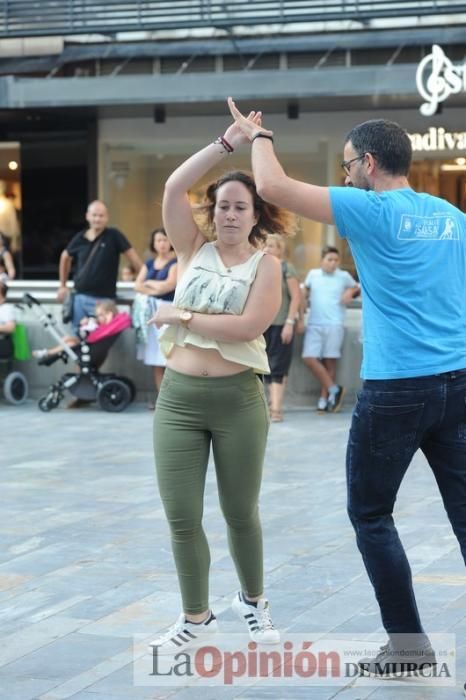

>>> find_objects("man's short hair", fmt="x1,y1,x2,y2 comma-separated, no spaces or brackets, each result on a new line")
345,119,412,176
321,245,339,258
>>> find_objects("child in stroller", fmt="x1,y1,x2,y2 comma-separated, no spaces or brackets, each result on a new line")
25,294,135,412
33,300,128,365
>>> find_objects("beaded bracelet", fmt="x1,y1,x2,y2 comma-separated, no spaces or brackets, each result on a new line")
213,136,234,153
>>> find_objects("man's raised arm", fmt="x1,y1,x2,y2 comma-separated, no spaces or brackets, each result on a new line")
228,97,334,225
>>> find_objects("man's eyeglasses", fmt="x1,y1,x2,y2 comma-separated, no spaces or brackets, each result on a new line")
340,154,366,176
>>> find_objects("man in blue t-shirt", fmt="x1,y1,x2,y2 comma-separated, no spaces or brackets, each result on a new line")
229,99,466,679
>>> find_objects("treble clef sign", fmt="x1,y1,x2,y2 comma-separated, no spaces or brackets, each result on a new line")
416,45,463,116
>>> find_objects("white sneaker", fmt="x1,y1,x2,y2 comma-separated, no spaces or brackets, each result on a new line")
231,592,280,644
316,397,327,412
148,611,218,655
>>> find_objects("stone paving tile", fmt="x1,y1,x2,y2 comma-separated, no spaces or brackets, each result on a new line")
0,615,91,667
0,632,130,680
1,402,465,699
362,685,464,699
65,694,174,700
60,662,179,699
235,685,347,699
0,676,61,700
36,650,142,700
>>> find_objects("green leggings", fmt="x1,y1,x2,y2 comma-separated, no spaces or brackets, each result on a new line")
154,367,269,614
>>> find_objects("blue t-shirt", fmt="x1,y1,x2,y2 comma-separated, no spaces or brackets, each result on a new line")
329,186,466,379
304,268,357,325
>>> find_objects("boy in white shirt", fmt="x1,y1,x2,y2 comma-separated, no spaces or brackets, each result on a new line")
302,246,359,412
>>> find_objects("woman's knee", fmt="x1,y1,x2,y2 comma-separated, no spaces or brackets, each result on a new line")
222,505,261,532
167,516,204,541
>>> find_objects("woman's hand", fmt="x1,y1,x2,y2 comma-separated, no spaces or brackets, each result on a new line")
147,303,180,329
227,97,274,142
280,323,294,345
222,108,263,149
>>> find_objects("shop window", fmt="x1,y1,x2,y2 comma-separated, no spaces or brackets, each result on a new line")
0,142,21,275
102,144,324,283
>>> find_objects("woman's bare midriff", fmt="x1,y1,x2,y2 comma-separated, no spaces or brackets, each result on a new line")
167,344,248,377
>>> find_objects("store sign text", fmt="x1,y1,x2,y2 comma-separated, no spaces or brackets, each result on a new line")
408,127,466,152
416,44,466,116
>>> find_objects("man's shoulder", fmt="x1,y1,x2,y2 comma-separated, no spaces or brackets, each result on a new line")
67,229,86,249
330,185,375,202
105,226,124,235
336,268,352,278
304,268,321,282
104,227,131,248
105,226,128,239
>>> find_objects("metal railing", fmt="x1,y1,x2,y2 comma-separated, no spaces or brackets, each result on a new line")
1,1,466,38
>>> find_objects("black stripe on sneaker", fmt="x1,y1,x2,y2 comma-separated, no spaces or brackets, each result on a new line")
244,613,255,619
177,633,191,642
250,626,259,631
170,637,183,646
184,630,196,639
247,619,258,626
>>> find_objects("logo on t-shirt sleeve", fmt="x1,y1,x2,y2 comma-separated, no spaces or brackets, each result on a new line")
398,214,459,240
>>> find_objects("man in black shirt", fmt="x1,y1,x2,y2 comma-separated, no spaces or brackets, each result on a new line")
57,201,142,331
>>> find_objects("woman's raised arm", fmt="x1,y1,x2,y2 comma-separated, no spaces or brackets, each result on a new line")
162,113,262,262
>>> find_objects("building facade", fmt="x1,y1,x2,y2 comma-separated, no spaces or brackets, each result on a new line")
0,1,465,278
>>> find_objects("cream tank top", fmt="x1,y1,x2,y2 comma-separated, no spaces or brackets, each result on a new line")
159,241,270,373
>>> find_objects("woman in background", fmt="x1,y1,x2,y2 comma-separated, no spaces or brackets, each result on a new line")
133,227,177,407
263,233,301,422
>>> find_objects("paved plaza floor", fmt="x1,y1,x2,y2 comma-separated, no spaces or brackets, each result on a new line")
1,399,466,699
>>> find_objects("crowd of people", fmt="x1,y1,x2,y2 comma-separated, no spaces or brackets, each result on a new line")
3,102,465,682
1,196,359,413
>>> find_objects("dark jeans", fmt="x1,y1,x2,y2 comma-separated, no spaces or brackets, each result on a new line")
347,369,466,635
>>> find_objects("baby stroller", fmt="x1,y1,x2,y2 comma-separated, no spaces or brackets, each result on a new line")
24,293,136,412
0,320,29,405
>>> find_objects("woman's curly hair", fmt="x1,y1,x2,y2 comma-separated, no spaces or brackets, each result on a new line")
197,171,295,248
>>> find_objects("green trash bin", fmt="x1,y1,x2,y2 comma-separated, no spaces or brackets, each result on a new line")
12,323,31,361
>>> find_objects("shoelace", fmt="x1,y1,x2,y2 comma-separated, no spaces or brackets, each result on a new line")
256,604,275,631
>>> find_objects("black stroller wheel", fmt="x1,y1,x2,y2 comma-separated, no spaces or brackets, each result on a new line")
38,396,52,412
120,377,136,402
97,379,131,412
4,372,28,405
